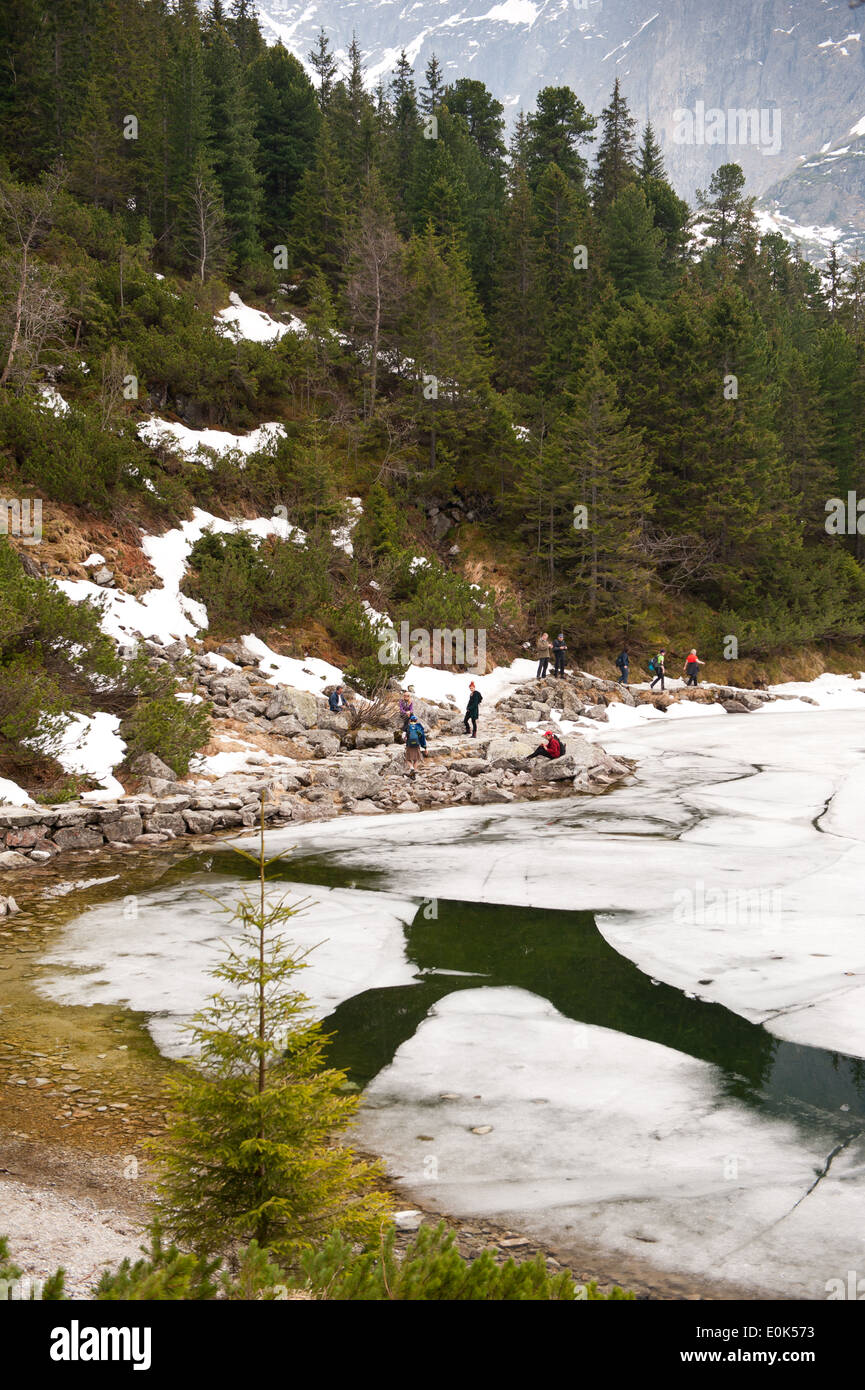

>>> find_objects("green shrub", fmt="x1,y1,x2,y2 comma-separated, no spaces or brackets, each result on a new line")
326,599,407,695
299,1222,634,1300
184,528,334,635
121,691,211,778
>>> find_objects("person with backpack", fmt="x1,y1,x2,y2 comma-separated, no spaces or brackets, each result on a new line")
536,632,552,679
552,632,567,678
683,649,705,686
649,649,666,691
398,693,414,736
464,681,482,738
404,714,427,772
527,730,563,760
615,646,629,685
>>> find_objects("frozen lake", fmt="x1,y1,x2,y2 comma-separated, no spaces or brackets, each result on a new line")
38,707,865,1298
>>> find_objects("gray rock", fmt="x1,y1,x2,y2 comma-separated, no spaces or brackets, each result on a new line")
0,807,50,829
0,849,30,868
264,688,317,727
102,814,144,843
354,726,393,749
163,640,188,662
305,730,341,756
93,566,114,586
486,737,536,769
144,812,186,835
583,704,609,722
131,753,177,783
351,799,387,814
721,700,751,714
0,895,21,915
51,826,105,850
470,786,516,804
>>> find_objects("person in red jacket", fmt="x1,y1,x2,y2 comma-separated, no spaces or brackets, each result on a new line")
527,730,562,759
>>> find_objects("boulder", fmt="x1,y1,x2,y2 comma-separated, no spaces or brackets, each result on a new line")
0,807,49,830
530,755,582,782
269,715,305,737
470,786,516,804
486,737,536,769
51,826,105,850
315,710,349,734
144,812,186,836
583,704,609,722
102,814,144,843
130,752,177,783
721,700,750,714
354,726,393,749
0,850,30,867
304,730,341,756
264,688,318,727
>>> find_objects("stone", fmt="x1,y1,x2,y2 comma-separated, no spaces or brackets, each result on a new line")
92,566,114,586
305,730,341,756
0,896,21,916
316,711,349,733
154,794,191,813
29,850,54,862
5,827,46,849
721,700,750,714
51,826,105,850
211,674,251,703
182,810,215,835
264,688,318,727
470,786,516,804
144,812,185,836
394,1210,423,1232
583,704,609,722
102,814,144,843
0,807,50,830
488,739,538,770
163,639,187,662
130,753,177,783
354,726,393,749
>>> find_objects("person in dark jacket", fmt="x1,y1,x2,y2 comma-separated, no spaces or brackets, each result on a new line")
649,650,666,692
615,646,629,685
528,730,562,759
329,685,350,712
552,633,567,678
464,681,482,737
682,649,705,687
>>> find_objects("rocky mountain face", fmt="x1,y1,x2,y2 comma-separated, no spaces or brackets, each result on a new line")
253,0,865,253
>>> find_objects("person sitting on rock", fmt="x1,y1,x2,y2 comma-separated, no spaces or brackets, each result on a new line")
398,693,414,736
329,685,351,712
682,649,705,687
528,730,562,760
536,632,552,679
404,714,427,773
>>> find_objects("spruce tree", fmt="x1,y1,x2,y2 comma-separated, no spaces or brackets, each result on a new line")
524,86,596,192
592,79,637,215
604,184,664,300
637,121,665,182
203,19,262,269
308,28,337,113
420,54,445,116
247,44,320,245
149,805,391,1266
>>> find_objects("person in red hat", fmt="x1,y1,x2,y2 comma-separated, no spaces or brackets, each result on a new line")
527,729,562,760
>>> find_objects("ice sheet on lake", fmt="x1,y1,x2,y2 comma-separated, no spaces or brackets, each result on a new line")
38,881,420,1059
359,987,865,1299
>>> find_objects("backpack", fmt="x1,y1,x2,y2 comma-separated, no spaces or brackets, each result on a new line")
615,653,626,671
557,740,567,755
647,657,657,674
406,722,421,747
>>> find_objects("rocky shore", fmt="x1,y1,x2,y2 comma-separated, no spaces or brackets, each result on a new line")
1,640,817,902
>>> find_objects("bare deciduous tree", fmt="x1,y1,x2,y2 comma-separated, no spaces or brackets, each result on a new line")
345,187,405,419
0,166,68,388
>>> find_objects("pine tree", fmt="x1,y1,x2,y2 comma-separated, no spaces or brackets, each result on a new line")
637,121,665,182
203,19,262,268
604,184,664,300
149,807,391,1265
541,346,653,622
289,120,348,287
592,79,637,215
308,28,337,113
524,86,596,192
386,50,420,226
247,44,320,244
420,54,445,116
229,0,265,64
695,163,754,258
492,165,541,395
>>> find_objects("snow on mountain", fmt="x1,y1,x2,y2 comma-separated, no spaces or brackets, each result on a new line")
249,0,865,248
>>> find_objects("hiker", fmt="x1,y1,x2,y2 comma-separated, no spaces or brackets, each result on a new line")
536,631,552,679
683,649,705,687
398,693,414,736
404,714,427,772
615,645,629,685
528,730,562,760
552,632,567,678
464,681,482,738
329,684,350,712
649,649,666,692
